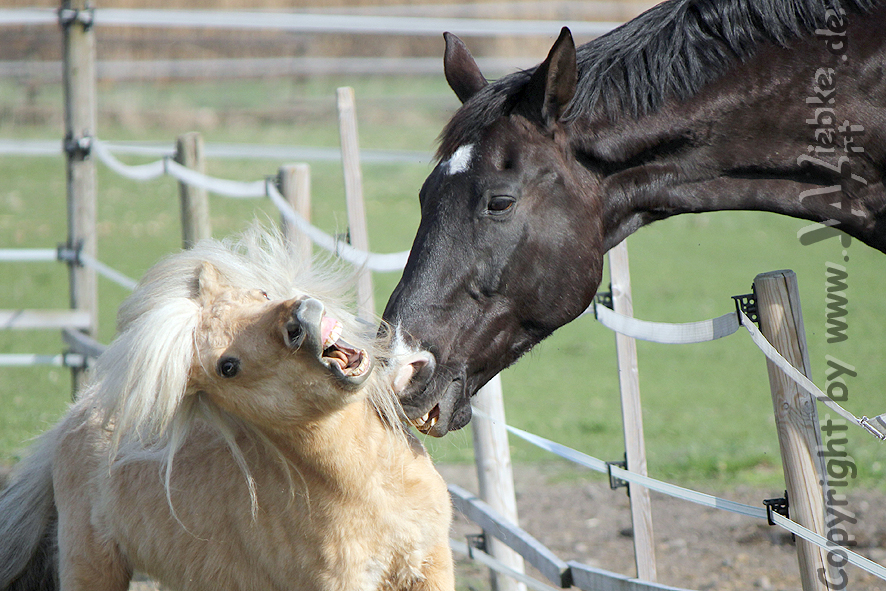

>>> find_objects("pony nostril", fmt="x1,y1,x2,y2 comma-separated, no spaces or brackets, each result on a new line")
285,319,306,349
294,298,325,355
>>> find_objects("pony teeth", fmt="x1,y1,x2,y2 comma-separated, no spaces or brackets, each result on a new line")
353,352,370,376
322,319,343,349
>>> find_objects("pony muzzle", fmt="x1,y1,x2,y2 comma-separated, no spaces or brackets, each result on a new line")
287,298,373,387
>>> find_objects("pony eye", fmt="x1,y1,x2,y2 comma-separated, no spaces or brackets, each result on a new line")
217,357,240,378
260,290,270,300
487,196,516,215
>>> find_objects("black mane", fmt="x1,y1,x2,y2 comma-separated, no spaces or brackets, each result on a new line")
438,0,877,160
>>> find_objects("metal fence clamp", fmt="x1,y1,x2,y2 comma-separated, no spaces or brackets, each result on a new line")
763,491,790,525
57,240,84,267
63,134,93,159
58,6,95,30
465,533,487,559
732,288,759,327
606,453,629,495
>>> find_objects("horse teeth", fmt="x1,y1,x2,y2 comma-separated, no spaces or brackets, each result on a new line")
408,411,436,432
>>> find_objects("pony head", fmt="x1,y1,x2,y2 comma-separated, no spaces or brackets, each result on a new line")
86,226,404,468
188,261,373,427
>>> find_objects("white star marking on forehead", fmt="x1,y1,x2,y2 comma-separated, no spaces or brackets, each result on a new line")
443,144,475,175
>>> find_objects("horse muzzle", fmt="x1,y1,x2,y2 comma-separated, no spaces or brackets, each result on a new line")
400,364,473,436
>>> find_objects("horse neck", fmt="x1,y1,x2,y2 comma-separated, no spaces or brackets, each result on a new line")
580,11,886,254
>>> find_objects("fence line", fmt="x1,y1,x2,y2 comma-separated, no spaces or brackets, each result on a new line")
590,298,886,442
0,353,86,367
475,410,886,583
449,538,561,591
0,57,544,81
89,139,412,272
0,8,619,38
0,248,57,263
11,126,886,584
0,139,430,165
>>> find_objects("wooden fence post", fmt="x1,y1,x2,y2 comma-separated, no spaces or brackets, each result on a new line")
754,270,836,591
61,0,98,394
175,132,211,249
278,163,312,263
336,87,375,319
472,374,527,591
608,240,657,582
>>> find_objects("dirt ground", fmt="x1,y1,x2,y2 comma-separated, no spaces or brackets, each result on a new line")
439,463,886,591
3,464,884,591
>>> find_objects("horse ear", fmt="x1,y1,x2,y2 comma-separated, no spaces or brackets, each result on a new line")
524,27,577,125
444,32,488,104
195,262,225,305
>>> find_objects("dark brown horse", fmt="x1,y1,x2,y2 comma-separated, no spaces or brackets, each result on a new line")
383,0,886,436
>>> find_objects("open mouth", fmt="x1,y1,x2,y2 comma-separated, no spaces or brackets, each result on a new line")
285,300,372,385
400,375,471,437
319,316,371,380
409,403,440,434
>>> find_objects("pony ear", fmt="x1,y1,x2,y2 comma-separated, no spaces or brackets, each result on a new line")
524,27,577,125
195,262,226,306
443,32,488,103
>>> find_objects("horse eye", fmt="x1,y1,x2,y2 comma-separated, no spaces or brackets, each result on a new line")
487,196,516,214
217,357,240,378
260,290,269,300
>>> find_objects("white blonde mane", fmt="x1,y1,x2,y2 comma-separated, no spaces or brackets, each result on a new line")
81,225,404,507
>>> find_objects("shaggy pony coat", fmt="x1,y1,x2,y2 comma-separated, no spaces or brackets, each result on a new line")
0,228,453,591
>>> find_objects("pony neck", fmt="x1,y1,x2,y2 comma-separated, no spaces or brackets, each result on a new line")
269,398,406,484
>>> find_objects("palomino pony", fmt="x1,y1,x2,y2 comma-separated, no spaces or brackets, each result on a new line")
384,0,886,436
0,228,452,591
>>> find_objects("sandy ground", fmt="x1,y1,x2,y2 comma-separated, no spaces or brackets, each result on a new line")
440,463,886,591
3,464,884,591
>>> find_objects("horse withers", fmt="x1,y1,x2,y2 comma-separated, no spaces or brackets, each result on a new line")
384,0,886,436
0,227,452,591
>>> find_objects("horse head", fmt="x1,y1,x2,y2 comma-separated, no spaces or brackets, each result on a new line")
386,1,886,436
384,30,605,436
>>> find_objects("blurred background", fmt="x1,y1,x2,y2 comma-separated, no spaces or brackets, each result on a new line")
1,0,883,541
4,2,886,589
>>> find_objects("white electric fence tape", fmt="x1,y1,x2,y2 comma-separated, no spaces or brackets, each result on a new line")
472,409,886,582
92,140,411,272
266,182,409,272
449,539,561,591
79,253,139,291
736,309,886,441
593,302,740,344
592,300,886,442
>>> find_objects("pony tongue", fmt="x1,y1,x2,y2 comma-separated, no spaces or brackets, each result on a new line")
320,316,342,349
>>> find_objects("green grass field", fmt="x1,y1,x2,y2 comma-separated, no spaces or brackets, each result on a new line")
1,75,884,493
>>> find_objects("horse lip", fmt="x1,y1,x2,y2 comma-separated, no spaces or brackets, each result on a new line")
402,375,468,437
